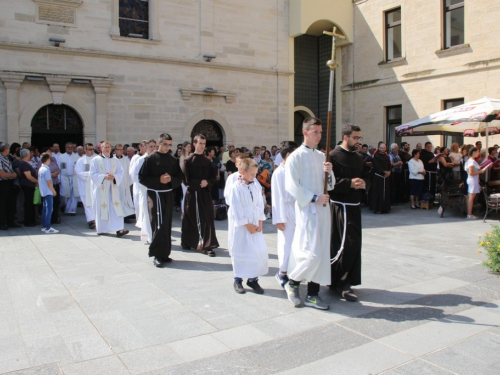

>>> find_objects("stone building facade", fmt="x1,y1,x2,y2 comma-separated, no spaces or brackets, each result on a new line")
1,0,499,150
0,0,291,148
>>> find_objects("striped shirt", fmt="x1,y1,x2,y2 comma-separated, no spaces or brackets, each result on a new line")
0,154,14,180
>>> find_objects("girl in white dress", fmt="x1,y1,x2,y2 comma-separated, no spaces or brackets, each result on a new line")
465,147,486,219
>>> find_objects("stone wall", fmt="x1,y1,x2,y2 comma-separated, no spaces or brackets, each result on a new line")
342,0,500,148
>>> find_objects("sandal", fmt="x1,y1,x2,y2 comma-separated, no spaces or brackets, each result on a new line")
116,229,129,237
466,215,479,220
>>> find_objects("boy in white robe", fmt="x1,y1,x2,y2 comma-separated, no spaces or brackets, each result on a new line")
271,141,298,288
228,158,268,294
58,143,80,215
129,140,148,220
284,117,335,310
90,141,128,237
75,143,96,228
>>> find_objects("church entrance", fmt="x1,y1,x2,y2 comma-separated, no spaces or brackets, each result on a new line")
31,104,84,150
190,120,224,148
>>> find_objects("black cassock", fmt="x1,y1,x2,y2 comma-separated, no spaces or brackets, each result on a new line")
181,154,219,250
369,152,392,213
329,146,370,288
139,152,183,260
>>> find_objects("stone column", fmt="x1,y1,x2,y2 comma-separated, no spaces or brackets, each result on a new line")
149,0,161,40
0,74,25,144
92,79,113,144
109,0,120,37
46,77,71,105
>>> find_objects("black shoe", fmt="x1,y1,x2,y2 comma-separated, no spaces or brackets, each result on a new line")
234,281,246,294
205,249,216,257
336,285,358,302
0,224,8,231
116,229,129,237
154,257,172,268
88,221,96,229
246,280,264,294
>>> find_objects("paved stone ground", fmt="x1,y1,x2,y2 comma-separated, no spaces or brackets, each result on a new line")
1,204,499,375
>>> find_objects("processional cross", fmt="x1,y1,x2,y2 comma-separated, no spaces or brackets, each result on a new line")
321,26,346,205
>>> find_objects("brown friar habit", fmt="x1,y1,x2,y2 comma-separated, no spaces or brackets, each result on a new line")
139,152,183,260
369,151,392,213
181,153,219,250
329,145,370,288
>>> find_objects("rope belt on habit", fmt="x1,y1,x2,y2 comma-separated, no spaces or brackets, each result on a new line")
329,200,361,265
374,173,388,202
147,188,172,229
195,191,203,249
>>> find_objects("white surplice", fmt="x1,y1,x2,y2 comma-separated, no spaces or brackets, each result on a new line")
58,152,80,213
75,154,95,222
285,145,335,285
129,153,151,242
114,155,135,217
228,178,268,279
90,155,125,233
271,163,296,273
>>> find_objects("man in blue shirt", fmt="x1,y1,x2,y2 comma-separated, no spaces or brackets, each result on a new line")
38,153,59,234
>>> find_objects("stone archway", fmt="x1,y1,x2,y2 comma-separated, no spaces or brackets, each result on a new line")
182,110,234,146
294,106,315,144
19,93,95,145
190,120,224,147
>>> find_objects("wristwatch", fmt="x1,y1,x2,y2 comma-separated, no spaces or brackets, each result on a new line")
311,195,318,203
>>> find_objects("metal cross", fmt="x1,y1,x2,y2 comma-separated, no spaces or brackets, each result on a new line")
323,26,346,70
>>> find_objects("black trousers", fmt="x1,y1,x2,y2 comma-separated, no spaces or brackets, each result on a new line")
0,180,16,226
391,172,403,204
289,279,320,297
21,185,36,226
51,184,60,224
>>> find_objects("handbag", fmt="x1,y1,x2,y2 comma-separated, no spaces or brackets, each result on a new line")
214,204,228,221
33,187,42,205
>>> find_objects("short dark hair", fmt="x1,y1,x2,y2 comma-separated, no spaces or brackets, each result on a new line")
41,153,51,163
411,149,420,157
401,141,408,147
85,143,93,149
425,141,432,147
489,147,496,155
342,124,361,137
148,138,157,144
362,144,368,148
205,146,216,156
193,134,206,144
280,141,299,159
157,133,172,144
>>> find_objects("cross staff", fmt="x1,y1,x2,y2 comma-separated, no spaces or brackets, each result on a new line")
322,27,346,205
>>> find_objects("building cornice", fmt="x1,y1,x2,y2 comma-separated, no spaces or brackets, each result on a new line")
342,58,500,92
0,41,294,77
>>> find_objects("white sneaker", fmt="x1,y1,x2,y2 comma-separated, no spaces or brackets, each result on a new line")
41,227,46,232
45,227,59,234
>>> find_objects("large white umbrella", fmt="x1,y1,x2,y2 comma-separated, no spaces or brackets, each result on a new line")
396,97,500,139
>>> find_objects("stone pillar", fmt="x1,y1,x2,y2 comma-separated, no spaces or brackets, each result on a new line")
0,74,25,144
92,79,113,144
149,0,161,40
109,0,120,37
46,77,71,105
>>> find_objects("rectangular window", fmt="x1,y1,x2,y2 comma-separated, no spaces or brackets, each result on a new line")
386,105,402,146
119,0,149,39
443,98,464,146
385,8,402,61
444,0,464,48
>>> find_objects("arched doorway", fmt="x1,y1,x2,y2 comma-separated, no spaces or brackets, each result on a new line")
31,104,84,150
190,119,224,147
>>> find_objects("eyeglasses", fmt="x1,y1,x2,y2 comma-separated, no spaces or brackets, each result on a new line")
350,136,363,141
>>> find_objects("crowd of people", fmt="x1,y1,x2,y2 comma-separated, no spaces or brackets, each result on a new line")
1,123,492,310
355,139,497,219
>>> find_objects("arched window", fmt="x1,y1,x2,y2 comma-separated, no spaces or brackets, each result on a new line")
191,120,224,147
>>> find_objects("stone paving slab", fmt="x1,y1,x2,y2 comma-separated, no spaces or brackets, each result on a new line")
0,205,499,374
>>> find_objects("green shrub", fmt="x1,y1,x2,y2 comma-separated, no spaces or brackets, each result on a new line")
478,225,500,273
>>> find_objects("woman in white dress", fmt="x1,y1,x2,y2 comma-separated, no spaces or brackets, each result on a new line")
465,147,486,219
